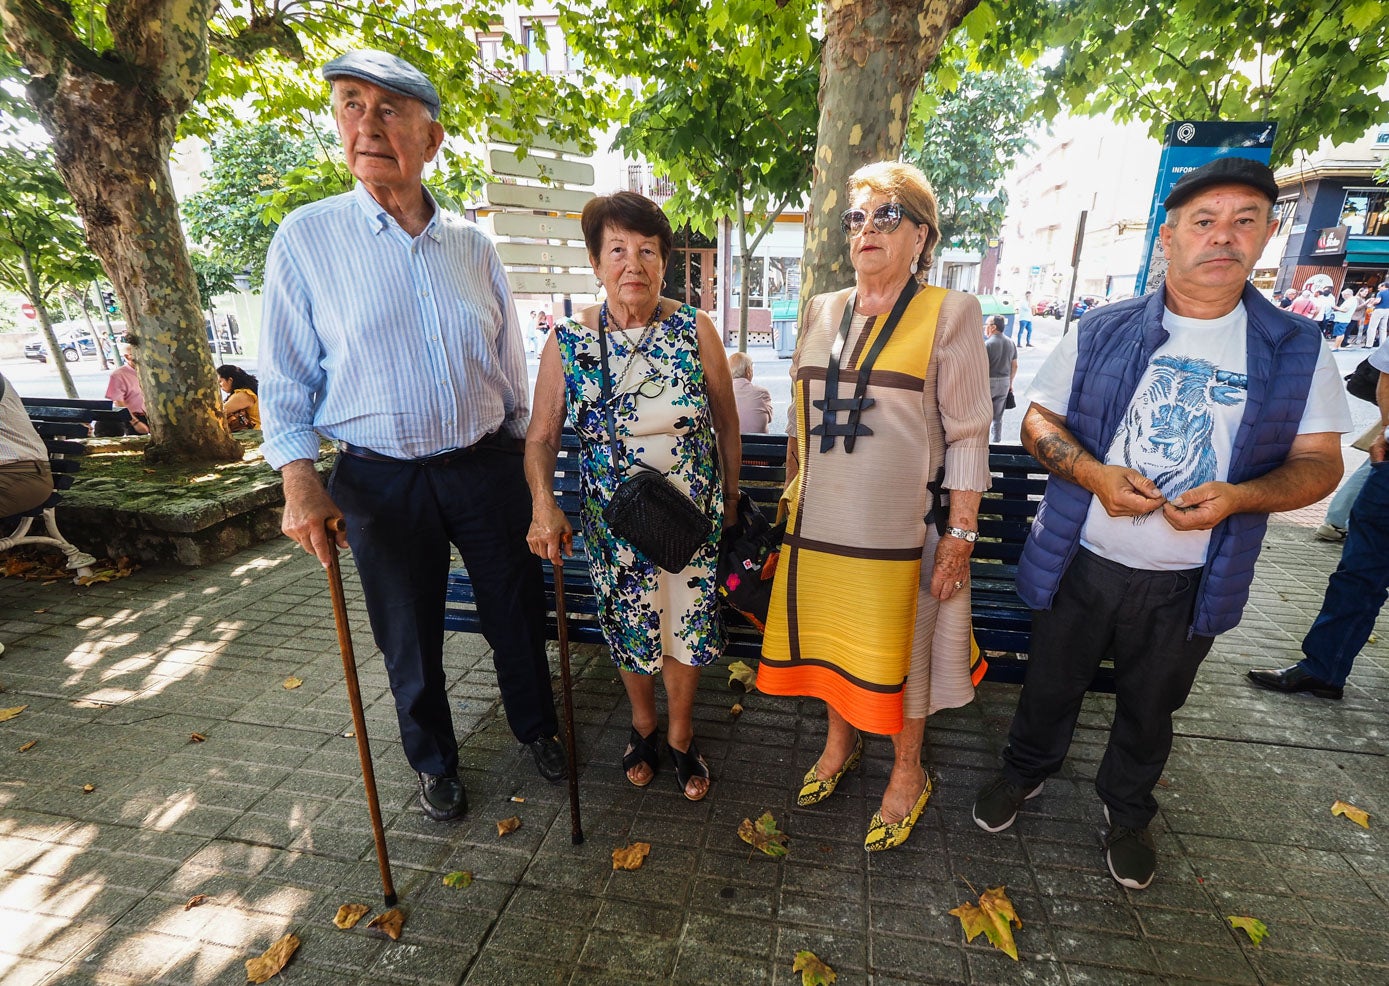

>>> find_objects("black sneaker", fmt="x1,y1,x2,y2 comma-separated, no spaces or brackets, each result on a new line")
1104,810,1156,889
972,774,1044,833
417,772,467,821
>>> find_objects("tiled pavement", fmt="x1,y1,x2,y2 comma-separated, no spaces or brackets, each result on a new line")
0,503,1384,986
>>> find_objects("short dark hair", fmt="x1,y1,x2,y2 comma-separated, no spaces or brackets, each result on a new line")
987,315,1006,332
581,191,673,265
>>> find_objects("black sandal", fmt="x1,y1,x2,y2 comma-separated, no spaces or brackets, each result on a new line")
622,726,659,787
668,740,710,802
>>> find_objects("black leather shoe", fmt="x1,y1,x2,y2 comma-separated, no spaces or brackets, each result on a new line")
1247,664,1343,700
527,735,568,783
417,772,468,821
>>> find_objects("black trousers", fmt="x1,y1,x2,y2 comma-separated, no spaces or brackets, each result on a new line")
1001,548,1213,829
329,444,558,777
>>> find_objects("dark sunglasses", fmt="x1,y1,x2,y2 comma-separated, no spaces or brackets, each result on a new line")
840,202,923,236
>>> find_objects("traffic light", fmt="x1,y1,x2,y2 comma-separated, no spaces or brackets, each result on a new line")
102,290,118,315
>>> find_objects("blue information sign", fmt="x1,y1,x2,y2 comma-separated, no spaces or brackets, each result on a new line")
1134,121,1277,293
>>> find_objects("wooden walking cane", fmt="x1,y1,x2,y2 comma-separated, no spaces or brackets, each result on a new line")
325,518,397,906
553,560,584,845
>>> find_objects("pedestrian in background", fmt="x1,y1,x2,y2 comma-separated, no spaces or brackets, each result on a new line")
1368,281,1389,348
105,342,149,435
1018,292,1035,346
1250,350,1389,701
973,157,1349,890
984,314,1018,442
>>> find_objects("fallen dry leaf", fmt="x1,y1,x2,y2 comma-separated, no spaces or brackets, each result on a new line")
282,676,303,690
950,885,1023,961
0,705,27,723
738,811,789,857
189,733,207,744
82,784,95,794
728,660,757,692
184,894,209,910
245,932,300,983
367,908,405,940
793,949,837,985
1331,800,1370,828
730,702,744,717
611,842,651,871
18,740,35,753
1227,915,1269,946
441,871,473,889
496,816,522,837
333,903,370,928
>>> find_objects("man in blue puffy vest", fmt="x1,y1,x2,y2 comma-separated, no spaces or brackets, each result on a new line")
971,157,1351,890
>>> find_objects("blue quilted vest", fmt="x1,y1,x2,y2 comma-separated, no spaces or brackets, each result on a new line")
1016,283,1322,637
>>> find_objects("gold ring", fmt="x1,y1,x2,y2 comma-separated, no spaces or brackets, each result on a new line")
953,580,963,590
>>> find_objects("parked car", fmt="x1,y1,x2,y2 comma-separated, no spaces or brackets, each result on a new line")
24,334,98,363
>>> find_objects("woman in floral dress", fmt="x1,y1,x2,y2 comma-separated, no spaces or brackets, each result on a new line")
525,192,741,801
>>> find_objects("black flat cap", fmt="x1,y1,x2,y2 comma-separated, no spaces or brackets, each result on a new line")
1163,156,1279,211
322,50,440,119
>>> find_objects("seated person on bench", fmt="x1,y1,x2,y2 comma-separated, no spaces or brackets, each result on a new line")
0,374,53,517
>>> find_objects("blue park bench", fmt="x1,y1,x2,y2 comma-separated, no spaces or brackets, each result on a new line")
444,431,1117,692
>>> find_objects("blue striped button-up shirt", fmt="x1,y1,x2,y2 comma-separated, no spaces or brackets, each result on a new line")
259,183,530,469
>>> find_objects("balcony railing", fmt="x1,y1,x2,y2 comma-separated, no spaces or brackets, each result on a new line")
626,165,675,200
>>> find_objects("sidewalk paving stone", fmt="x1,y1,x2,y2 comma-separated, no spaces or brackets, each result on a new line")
0,505,1386,984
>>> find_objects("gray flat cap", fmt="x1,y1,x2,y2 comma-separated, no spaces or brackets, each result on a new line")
321,50,441,119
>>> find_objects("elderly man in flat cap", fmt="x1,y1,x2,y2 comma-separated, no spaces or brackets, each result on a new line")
260,50,565,822
971,157,1350,889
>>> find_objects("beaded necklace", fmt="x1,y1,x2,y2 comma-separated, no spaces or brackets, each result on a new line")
599,300,664,393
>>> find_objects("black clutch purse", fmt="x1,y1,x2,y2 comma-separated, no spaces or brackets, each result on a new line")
596,324,713,574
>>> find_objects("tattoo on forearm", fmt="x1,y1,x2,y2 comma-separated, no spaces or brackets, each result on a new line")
1032,433,1089,484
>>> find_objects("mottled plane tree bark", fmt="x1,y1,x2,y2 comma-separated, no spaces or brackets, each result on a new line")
2,0,243,462
800,0,982,300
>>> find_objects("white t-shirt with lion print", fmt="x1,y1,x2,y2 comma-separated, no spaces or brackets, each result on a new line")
1029,303,1350,570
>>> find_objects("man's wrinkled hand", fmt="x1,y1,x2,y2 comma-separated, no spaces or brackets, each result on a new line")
1164,481,1242,531
1092,464,1166,518
281,461,346,566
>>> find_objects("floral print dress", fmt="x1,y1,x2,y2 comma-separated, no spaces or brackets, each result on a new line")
555,305,725,673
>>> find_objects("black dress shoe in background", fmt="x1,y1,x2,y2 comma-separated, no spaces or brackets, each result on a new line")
418,772,468,821
1247,664,1343,700
527,735,568,782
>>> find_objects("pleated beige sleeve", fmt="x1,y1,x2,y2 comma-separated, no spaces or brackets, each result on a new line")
930,290,993,493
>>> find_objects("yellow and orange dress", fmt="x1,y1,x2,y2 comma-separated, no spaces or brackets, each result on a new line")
757,284,992,735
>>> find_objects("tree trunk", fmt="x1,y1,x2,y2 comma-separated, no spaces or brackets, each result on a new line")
800,0,979,303
20,248,77,398
4,0,242,464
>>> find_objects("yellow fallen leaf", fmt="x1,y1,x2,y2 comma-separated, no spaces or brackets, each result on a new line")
82,784,95,793
283,677,303,690
611,842,651,871
18,740,35,752
189,733,207,743
497,816,522,837
1331,800,1370,828
730,702,744,717
950,885,1023,961
367,908,404,940
738,811,789,857
728,660,757,692
1227,915,1269,946
793,949,837,985
442,871,473,888
333,902,370,928
184,894,209,910
245,932,300,983
0,705,27,722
